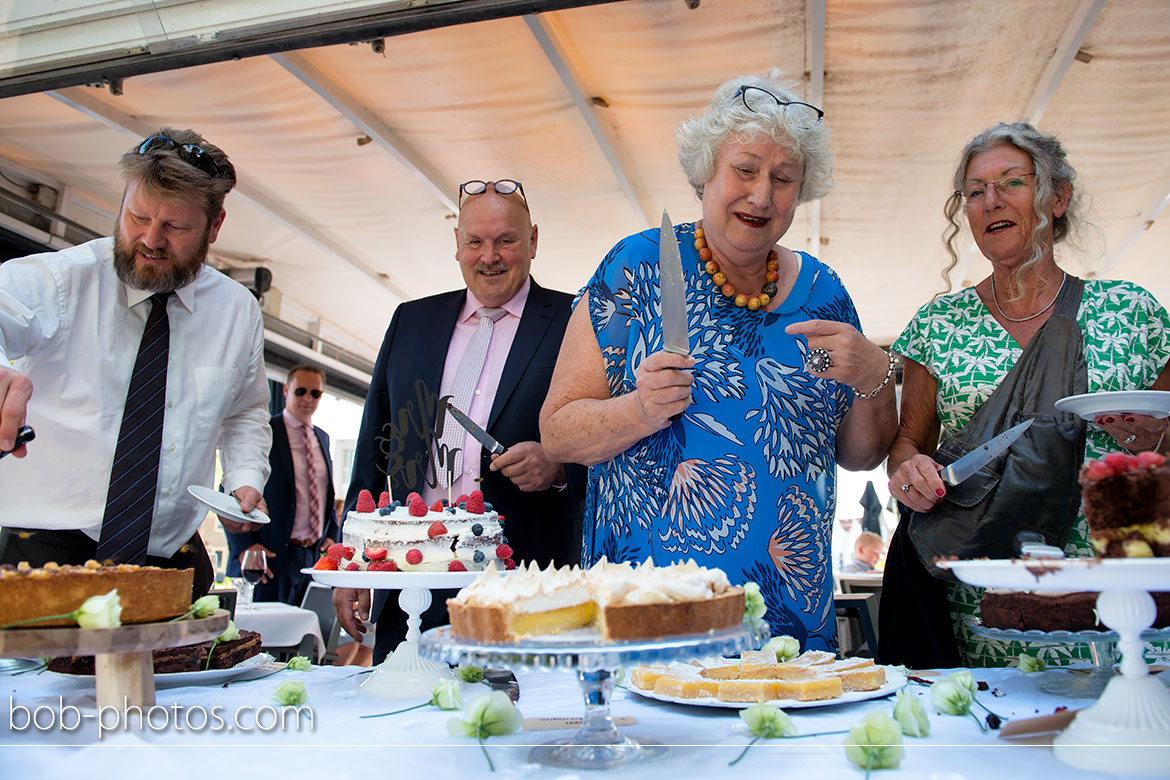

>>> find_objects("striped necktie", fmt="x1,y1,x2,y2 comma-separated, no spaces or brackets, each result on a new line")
437,306,506,488
97,292,172,564
301,423,321,541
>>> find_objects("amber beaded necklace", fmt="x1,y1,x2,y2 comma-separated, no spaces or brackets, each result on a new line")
695,224,779,310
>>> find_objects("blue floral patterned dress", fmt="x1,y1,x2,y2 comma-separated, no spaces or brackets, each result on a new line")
580,222,863,651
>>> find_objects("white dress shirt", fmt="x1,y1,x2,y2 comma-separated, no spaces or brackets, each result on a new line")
0,237,272,557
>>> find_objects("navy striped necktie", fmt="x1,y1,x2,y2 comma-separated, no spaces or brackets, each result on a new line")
97,292,173,564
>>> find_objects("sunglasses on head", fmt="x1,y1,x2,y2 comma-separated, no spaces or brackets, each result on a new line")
293,387,322,398
458,179,528,211
135,135,235,180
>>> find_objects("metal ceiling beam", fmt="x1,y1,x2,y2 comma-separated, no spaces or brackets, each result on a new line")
523,14,651,228
1105,181,1170,276
804,0,826,257
271,52,458,214
953,0,1105,288
48,86,411,302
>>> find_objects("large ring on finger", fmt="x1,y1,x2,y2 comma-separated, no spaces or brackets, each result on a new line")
900,483,910,493
1124,434,1137,444
808,347,833,373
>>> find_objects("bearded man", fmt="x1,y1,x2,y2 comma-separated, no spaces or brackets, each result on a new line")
0,129,271,597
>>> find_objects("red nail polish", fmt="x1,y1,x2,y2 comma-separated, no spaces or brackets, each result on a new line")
1104,416,1115,423
1124,416,1136,423
936,489,945,497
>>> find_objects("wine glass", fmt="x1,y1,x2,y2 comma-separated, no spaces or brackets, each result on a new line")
238,549,266,611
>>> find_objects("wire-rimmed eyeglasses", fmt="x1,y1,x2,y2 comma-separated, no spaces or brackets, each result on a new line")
731,85,824,128
135,135,235,180
458,179,528,211
293,387,322,398
957,173,1036,204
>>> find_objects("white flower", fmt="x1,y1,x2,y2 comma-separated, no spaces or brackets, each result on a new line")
272,680,308,706
218,621,240,642
892,690,930,737
72,590,122,629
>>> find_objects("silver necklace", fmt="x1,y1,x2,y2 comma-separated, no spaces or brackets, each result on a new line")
991,271,1066,323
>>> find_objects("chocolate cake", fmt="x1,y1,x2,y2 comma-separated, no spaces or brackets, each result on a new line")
48,630,263,675
980,590,1170,632
1079,452,1170,557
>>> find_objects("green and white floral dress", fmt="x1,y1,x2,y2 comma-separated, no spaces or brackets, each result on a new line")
893,278,1170,667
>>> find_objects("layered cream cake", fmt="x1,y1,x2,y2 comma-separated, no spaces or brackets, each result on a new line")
447,558,745,642
333,489,511,572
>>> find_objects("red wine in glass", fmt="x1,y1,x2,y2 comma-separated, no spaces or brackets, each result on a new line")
242,568,264,584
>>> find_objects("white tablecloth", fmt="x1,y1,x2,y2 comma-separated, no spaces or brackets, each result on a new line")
1,662,1164,778
233,602,324,660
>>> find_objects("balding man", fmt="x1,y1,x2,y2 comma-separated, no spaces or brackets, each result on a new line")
334,180,582,662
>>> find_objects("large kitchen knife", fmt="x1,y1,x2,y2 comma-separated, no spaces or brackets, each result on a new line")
445,401,506,456
659,210,690,356
942,419,1033,486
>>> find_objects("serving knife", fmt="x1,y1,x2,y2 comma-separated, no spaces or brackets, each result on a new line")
0,425,34,459
445,401,506,456
942,419,1033,486
659,210,690,357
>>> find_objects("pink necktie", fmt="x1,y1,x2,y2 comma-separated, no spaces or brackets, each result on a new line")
438,307,506,487
302,424,320,540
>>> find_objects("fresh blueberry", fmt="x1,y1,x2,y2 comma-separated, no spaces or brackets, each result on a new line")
377,507,392,516
391,500,402,509
484,502,493,512
471,523,483,536
361,550,371,562
473,550,485,563
459,502,466,510
501,535,509,545
446,507,457,514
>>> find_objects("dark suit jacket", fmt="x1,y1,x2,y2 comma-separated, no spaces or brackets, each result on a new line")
343,279,583,571
227,414,338,577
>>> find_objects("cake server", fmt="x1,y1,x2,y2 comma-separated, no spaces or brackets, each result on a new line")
0,425,34,459
942,419,1033,486
445,401,505,456
658,210,689,357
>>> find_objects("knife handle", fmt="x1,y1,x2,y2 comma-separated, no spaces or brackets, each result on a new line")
0,425,34,459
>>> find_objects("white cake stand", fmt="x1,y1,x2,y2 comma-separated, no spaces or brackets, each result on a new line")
303,568,480,698
940,558,1170,775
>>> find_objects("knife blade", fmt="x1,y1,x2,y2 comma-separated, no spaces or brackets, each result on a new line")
659,210,689,356
483,667,520,701
445,401,506,456
942,419,1033,486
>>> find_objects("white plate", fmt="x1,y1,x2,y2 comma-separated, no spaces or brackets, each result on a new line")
188,484,270,525
51,652,274,688
936,557,1170,592
301,568,484,589
626,666,906,710
1054,390,1170,421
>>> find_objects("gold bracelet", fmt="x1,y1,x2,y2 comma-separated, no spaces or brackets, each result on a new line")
856,350,896,400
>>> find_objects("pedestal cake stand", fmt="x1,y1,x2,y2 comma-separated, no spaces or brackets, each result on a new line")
420,620,765,770
304,568,480,698
940,558,1170,775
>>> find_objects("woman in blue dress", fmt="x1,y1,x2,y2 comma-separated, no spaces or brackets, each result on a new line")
540,70,898,651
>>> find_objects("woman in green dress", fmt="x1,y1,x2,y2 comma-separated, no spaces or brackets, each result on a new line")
882,122,1170,668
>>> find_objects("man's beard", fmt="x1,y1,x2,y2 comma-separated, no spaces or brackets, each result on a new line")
113,224,209,292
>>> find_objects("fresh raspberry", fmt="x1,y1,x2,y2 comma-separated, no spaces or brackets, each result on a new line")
345,562,361,571
455,494,470,507
448,560,467,572
363,547,388,562
405,549,423,566
428,521,448,538
504,558,517,570
326,543,348,562
430,499,444,512
313,555,338,570
406,492,422,504
465,491,486,514
1085,461,1112,481
356,489,377,513
378,491,391,508
1104,452,1136,473
1136,451,1167,469
368,560,398,572
408,497,428,517
496,543,513,560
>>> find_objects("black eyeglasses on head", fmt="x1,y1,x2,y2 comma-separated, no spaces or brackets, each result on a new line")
293,387,322,398
458,179,528,211
730,85,824,128
135,135,235,180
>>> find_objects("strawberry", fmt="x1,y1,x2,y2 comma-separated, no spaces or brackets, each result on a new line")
326,543,348,562
368,560,398,572
406,492,422,504
465,491,486,514
408,497,428,517
1104,452,1136,473
428,521,448,538
503,558,517,570
356,489,377,514
448,560,467,572
345,562,361,571
430,499,444,512
363,547,388,562
1136,451,1167,469
1084,461,1112,481
378,491,391,508
313,555,338,570
405,549,423,566
496,543,513,560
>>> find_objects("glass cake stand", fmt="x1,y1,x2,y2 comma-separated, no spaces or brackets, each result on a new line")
420,620,766,770
303,568,481,698
968,619,1170,698
940,558,1170,775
